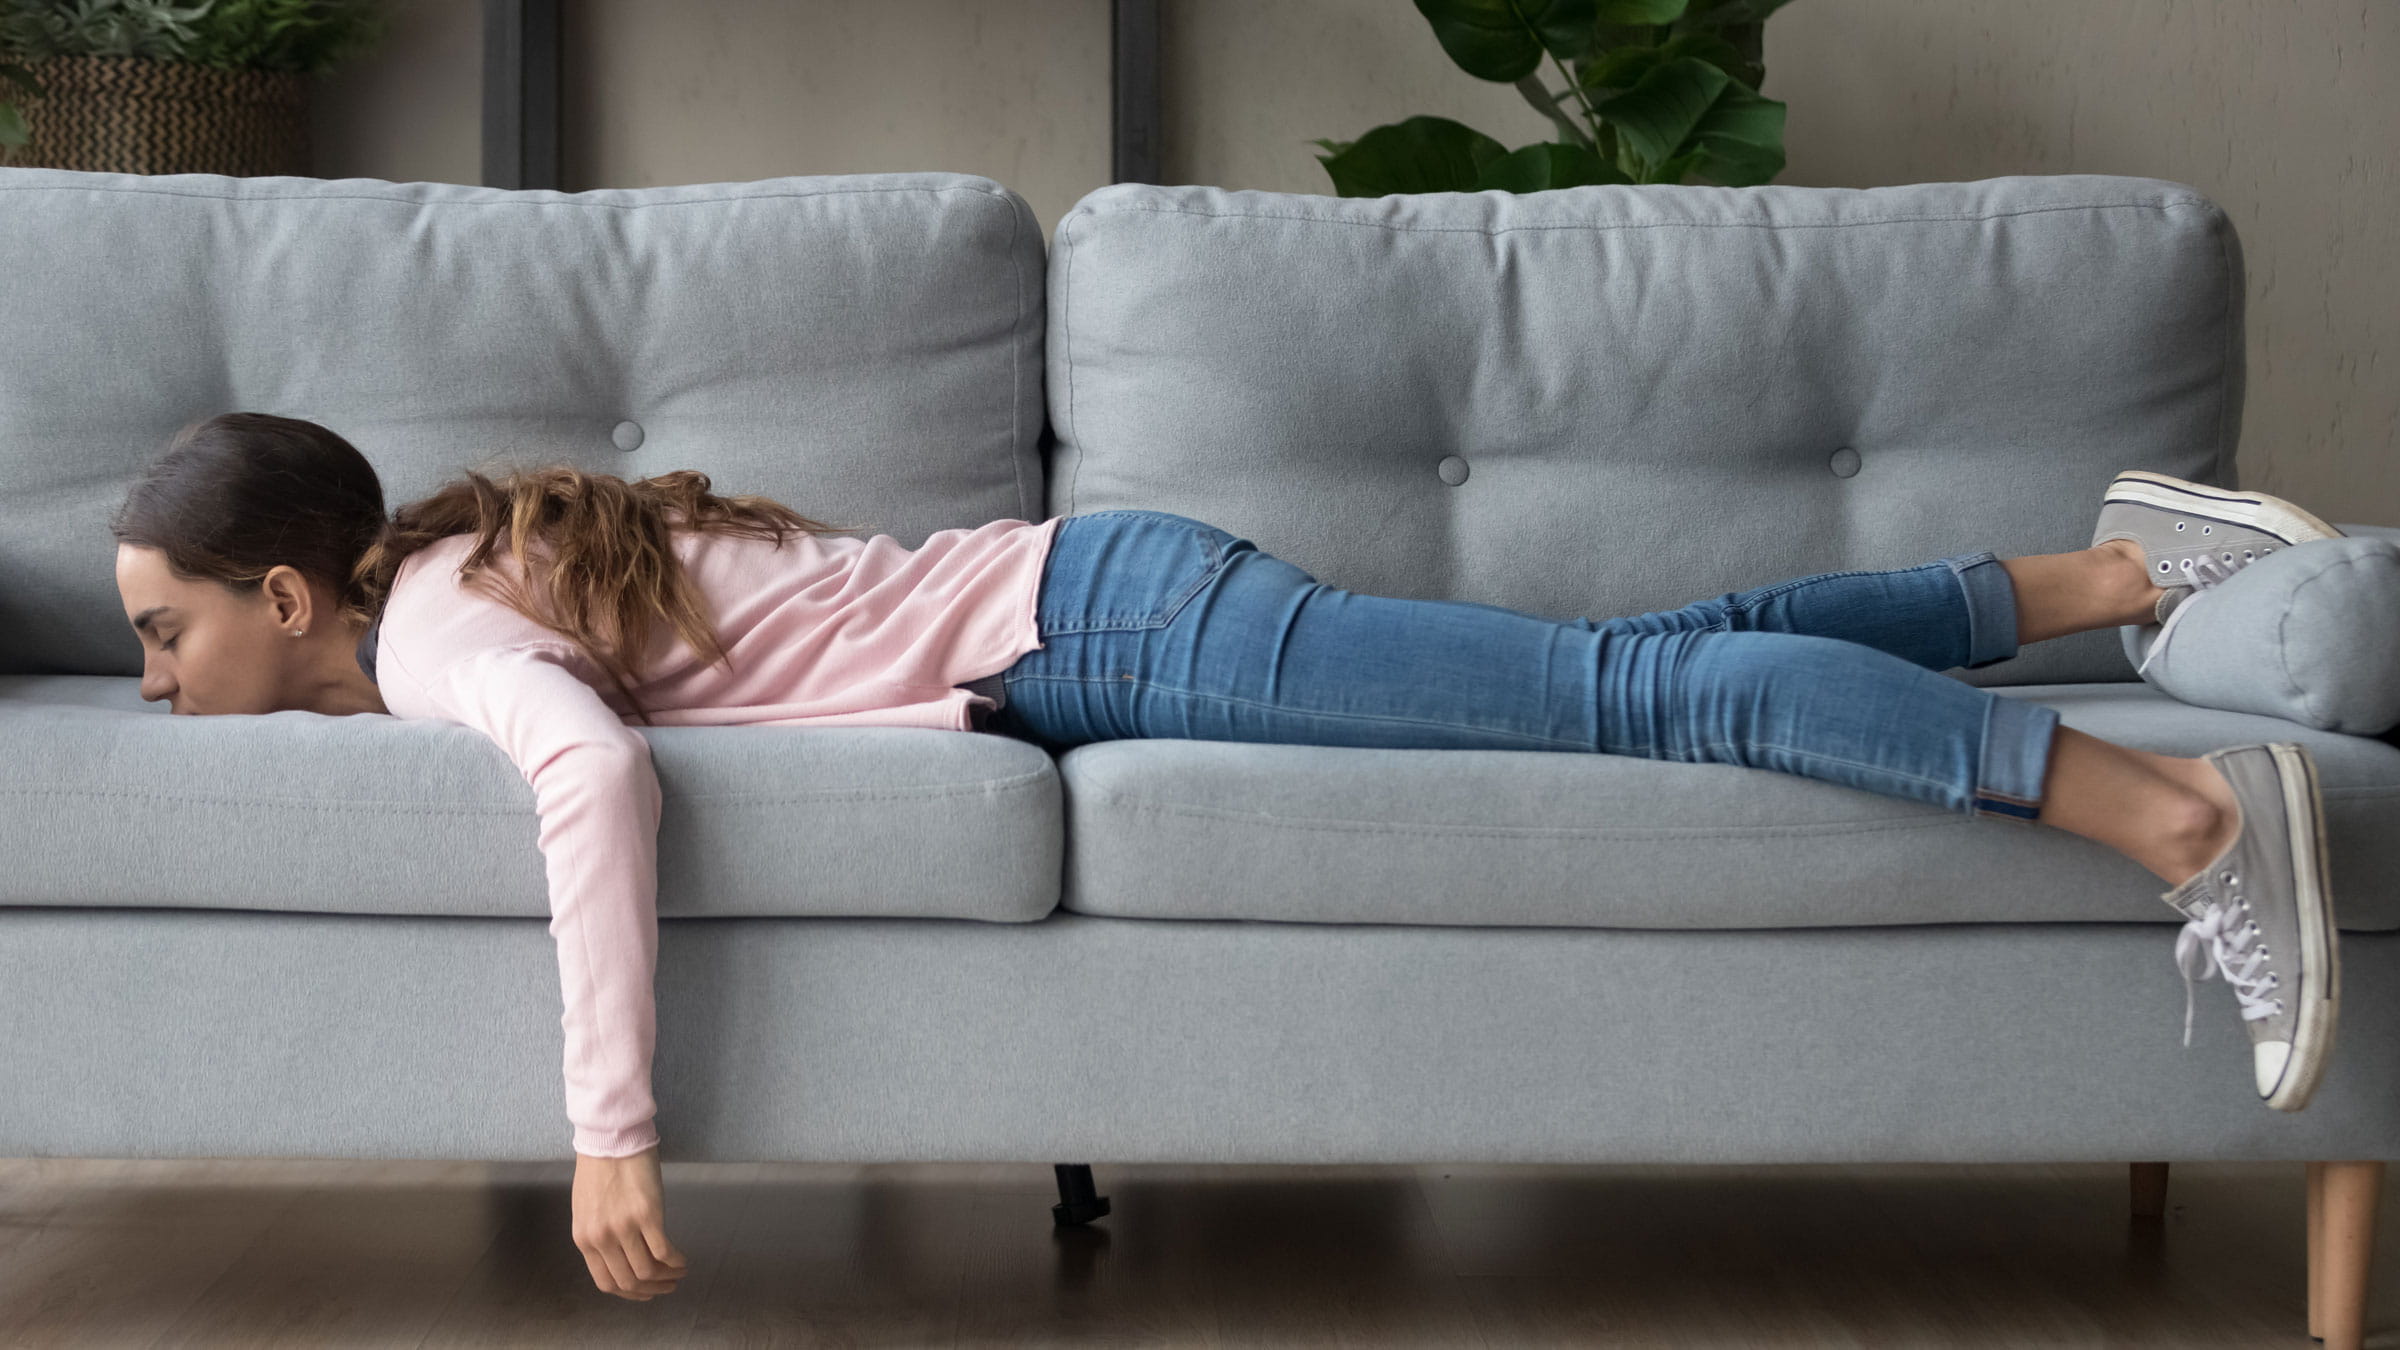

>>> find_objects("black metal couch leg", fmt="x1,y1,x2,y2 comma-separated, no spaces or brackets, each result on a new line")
1052,1163,1112,1226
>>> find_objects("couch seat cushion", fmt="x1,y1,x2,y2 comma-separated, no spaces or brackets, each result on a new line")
1056,684,2400,932
0,676,1060,923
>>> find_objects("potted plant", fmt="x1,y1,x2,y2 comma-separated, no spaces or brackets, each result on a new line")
1312,0,1796,195
1,0,393,175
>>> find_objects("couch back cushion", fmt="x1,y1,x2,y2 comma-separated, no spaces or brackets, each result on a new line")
1046,174,2246,687
0,168,1047,677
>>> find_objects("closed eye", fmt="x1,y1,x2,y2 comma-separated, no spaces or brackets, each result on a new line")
159,637,177,652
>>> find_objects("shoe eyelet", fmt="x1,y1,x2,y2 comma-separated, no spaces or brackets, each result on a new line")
2274,999,2285,1012
2243,549,2255,560
2263,546,2273,554
2221,552,2234,562
2220,870,2234,884
2156,560,2172,573
2176,521,2188,531
2201,525,2213,534
2180,559,2195,571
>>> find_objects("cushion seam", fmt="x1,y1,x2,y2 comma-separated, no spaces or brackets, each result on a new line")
1075,784,2400,839
1073,197,2216,237
0,181,1008,211
3,770,1055,812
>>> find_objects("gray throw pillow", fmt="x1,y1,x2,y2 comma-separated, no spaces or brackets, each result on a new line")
2120,525,2400,736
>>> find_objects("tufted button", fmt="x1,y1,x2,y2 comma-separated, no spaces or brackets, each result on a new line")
1436,454,1470,486
612,420,645,452
1828,446,1861,478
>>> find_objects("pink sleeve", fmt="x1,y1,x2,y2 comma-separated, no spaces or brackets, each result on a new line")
425,641,665,1159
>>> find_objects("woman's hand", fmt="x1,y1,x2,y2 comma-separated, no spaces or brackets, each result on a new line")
571,1144,689,1299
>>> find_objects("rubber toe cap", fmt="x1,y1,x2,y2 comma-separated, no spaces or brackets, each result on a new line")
2255,1039,2292,1098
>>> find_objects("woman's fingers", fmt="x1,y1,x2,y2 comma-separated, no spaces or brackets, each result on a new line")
640,1219,691,1275
578,1245,615,1296
604,1241,649,1298
620,1226,686,1293
578,1226,675,1298
588,1240,647,1299
595,1225,684,1298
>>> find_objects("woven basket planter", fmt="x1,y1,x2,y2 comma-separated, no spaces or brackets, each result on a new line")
5,53,308,176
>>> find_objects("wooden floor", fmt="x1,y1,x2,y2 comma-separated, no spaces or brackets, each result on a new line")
0,1156,2391,1347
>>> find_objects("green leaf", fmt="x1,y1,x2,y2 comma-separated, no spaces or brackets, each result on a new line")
1652,32,1749,81
0,62,46,99
1314,114,1512,195
1411,0,1601,82
1691,80,1785,144
1577,44,1664,94
1472,141,1634,191
1593,0,1689,22
1577,29,1747,98
0,101,25,149
1686,83,1786,184
1691,138,1783,186
1647,149,1701,183
1591,55,1730,168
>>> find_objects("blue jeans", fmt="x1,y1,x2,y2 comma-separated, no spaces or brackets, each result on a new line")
981,509,2061,823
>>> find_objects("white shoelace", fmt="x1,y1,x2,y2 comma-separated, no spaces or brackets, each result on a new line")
2174,894,2279,1046
2135,551,2249,678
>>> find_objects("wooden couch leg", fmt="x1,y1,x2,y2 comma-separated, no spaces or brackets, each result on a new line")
2129,1162,2169,1221
2309,1161,2325,1341
2310,1160,2384,1350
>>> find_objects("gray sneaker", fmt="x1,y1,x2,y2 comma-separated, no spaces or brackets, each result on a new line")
2162,742,2341,1111
2092,470,2345,629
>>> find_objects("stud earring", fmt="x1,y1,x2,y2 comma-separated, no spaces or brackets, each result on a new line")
292,628,305,637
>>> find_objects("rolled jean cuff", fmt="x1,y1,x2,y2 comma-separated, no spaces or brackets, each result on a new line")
1943,550,2021,670
1974,694,2061,823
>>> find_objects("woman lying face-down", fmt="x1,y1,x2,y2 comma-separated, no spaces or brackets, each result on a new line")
108,410,713,1303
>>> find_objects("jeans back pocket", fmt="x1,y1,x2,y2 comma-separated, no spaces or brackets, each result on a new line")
1037,510,1235,635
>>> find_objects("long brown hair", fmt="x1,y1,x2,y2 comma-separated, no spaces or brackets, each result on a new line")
113,412,866,725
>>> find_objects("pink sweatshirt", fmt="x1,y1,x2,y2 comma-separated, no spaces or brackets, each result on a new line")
372,514,1063,1157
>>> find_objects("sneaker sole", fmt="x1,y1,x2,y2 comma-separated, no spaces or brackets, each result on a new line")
2104,470,2344,545
2264,742,2340,1111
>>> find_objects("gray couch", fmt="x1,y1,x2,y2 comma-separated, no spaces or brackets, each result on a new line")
2,166,2393,1344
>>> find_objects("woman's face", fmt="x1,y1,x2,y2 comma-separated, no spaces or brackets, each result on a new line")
114,543,322,716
